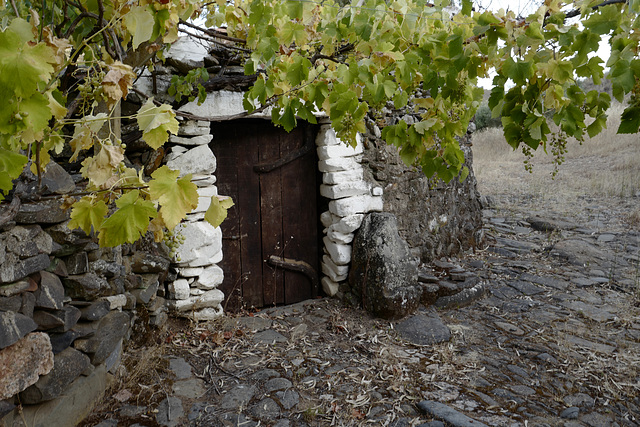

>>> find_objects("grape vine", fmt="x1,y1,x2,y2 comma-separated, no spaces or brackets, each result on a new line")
0,0,638,247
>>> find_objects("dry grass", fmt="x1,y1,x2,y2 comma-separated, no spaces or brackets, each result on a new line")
472,102,640,201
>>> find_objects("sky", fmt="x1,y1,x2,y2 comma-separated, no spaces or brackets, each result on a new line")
473,0,612,88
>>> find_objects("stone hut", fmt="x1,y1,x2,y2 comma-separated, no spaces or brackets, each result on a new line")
0,34,482,424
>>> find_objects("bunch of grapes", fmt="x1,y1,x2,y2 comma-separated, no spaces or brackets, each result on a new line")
163,229,186,260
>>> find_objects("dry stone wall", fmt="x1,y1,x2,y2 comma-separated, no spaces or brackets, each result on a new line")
0,168,172,427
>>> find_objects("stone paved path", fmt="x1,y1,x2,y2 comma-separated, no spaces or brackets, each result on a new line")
85,195,640,427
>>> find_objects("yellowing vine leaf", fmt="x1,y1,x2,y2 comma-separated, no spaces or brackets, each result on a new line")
122,5,155,49
102,62,136,108
68,197,108,235
148,166,198,229
137,99,179,149
0,148,27,201
98,190,157,247
80,144,125,187
70,113,109,162
204,196,234,228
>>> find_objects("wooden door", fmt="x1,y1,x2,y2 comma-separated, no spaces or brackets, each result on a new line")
212,120,319,311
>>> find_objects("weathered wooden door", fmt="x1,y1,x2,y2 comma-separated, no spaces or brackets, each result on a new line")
212,120,319,311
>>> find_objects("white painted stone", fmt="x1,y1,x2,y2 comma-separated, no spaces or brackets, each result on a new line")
322,168,364,185
101,295,126,310
178,267,204,277
180,90,266,118
169,279,191,300
189,306,224,321
329,195,383,217
320,181,370,199
331,214,365,234
372,186,383,196
166,145,216,177
315,125,340,146
191,174,217,187
165,146,188,163
196,265,224,289
320,211,338,228
190,288,205,296
323,236,351,265
134,69,173,101
167,36,208,68
181,248,223,268
317,143,363,161
169,134,213,146
185,212,205,222
321,255,349,282
192,186,219,213
327,229,354,245
321,277,339,297
169,289,224,312
318,156,362,173
179,120,211,136
174,222,222,263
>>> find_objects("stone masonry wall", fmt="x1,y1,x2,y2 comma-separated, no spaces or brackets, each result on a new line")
0,172,171,426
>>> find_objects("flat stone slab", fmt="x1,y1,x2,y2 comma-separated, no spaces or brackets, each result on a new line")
396,310,451,346
417,400,488,427
252,329,287,344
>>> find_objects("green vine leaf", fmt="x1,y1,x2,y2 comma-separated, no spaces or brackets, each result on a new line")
98,190,157,247
148,166,199,230
0,148,27,201
68,197,108,235
137,99,179,150
204,196,234,228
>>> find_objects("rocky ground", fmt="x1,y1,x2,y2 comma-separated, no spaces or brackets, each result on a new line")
82,193,640,427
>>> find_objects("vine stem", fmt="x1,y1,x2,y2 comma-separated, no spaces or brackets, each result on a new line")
10,0,19,17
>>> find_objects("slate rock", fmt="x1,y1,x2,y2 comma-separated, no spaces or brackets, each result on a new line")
35,271,65,309
131,252,171,274
434,283,486,309
0,399,16,418
220,384,257,410
19,347,90,404
156,396,184,427
20,292,35,317
73,311,130,365
39,160,76,195
169,357,192,380
131,275,159,305
49,330,83,354
276,389,299,410
89,259,124,278
527,216,577,232
0,253,50,284
46,221,91,247
417,401,488,427
520,273,570,291
560,407,580,419
252,329,287,344
0,311,38,349
0,295,22,312
249,397,280,419
0,332,54,400
507,280,544,296
15,199,70,224
0,278,36,297
349,213,420,319
396,309,451,345
77,300,111,321
64,252,89,275
264,377,292,393
551,239,612,267
63,273,110,300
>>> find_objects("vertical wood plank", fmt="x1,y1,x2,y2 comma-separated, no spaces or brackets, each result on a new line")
237,125,264,309
280,123,319,304
258,122,284,306
211,124,242,311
